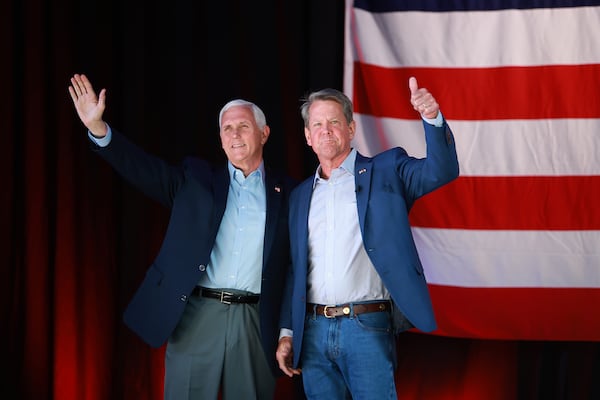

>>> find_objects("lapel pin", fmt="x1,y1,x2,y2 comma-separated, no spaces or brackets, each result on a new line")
358,168,367,174
274,186,281,193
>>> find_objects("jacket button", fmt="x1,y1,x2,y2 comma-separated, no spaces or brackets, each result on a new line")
198,264,206,271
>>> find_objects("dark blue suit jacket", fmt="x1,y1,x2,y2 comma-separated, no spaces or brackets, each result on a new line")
281,120,459,367
92,129,297,374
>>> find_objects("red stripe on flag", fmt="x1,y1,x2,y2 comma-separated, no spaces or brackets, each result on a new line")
409,176,600,230
353,62,600,120
425,284,600,341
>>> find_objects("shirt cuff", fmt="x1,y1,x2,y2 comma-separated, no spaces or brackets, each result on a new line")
279,328,293,340
423,111,444,127
88,123,112,147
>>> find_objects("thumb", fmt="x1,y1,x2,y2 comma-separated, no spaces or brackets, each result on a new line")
98,88,107,108
408,76,418,95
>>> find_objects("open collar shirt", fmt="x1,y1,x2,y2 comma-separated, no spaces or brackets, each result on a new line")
198,161,266,294
307,148,390,305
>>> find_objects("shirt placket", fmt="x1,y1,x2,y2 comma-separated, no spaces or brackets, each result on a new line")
229,172,248,288
324,177,336,302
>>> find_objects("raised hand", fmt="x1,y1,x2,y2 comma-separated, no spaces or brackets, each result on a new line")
409,76,439,119
68,74,108,137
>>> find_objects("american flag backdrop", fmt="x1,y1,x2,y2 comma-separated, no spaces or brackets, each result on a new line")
344,0,600,341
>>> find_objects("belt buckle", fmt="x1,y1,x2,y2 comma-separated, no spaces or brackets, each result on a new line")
323,305,335,318
219,291,233,305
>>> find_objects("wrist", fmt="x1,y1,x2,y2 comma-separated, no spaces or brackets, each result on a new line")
88,121,108,138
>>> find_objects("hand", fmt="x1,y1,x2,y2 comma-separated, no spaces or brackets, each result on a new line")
276,336,302,377
409,76,439,119
68,73,108,137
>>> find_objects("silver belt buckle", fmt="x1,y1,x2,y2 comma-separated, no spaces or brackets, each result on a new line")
219,291,233,305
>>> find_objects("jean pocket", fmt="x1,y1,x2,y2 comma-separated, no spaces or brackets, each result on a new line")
355,312,392,333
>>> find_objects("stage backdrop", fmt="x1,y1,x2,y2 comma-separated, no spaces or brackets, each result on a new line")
344,0,600,341
2,0,599,399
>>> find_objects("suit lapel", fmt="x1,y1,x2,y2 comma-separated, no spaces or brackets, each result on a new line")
296,181,313,271
354,153,373,231
263,170,283,269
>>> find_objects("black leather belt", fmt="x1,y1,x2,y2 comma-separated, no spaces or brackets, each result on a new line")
307,301,390,318
192,287,260,304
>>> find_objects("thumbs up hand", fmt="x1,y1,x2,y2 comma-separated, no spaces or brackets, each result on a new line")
409,76,439,119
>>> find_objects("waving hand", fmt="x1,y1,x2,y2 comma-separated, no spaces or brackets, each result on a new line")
68,73,108,137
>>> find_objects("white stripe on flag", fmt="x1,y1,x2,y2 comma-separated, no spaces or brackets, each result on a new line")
413,228,600,288
352,114,600,176
349,6,600,68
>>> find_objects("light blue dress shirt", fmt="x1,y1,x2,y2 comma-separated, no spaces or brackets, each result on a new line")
198,162,266,294
89,126,267,294
307,149,390,305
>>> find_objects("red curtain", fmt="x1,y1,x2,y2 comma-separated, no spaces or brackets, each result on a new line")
2,1,598,399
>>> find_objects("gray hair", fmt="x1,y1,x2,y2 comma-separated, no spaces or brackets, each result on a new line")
218,99,267,130
300,88,353,127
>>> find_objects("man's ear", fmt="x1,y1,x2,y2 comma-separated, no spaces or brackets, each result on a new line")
261,125,271,144
348,120,356,140
304,127,312,146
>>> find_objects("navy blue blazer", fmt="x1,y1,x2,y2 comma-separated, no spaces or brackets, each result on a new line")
281,120,459,367
92,129,297,374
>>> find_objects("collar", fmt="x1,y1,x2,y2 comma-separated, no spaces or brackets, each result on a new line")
312,148,357,188
228,160,266,185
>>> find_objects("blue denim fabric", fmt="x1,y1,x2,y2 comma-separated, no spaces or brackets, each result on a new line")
301,304,397,399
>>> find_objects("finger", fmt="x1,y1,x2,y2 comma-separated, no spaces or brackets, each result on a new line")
81,74,94,94
277,358,294,377
279,364,301,377
70,77,82,97
68,86,77,103
71,74,87,96
408,76,418,95
98,88,106,107
281,366,294,378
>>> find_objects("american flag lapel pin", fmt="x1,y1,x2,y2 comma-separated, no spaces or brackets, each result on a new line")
274,186,281,193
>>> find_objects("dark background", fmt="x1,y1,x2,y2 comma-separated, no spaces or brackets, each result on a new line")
2,0,599,399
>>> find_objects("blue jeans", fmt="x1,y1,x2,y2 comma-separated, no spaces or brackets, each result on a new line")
301,303,397,399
